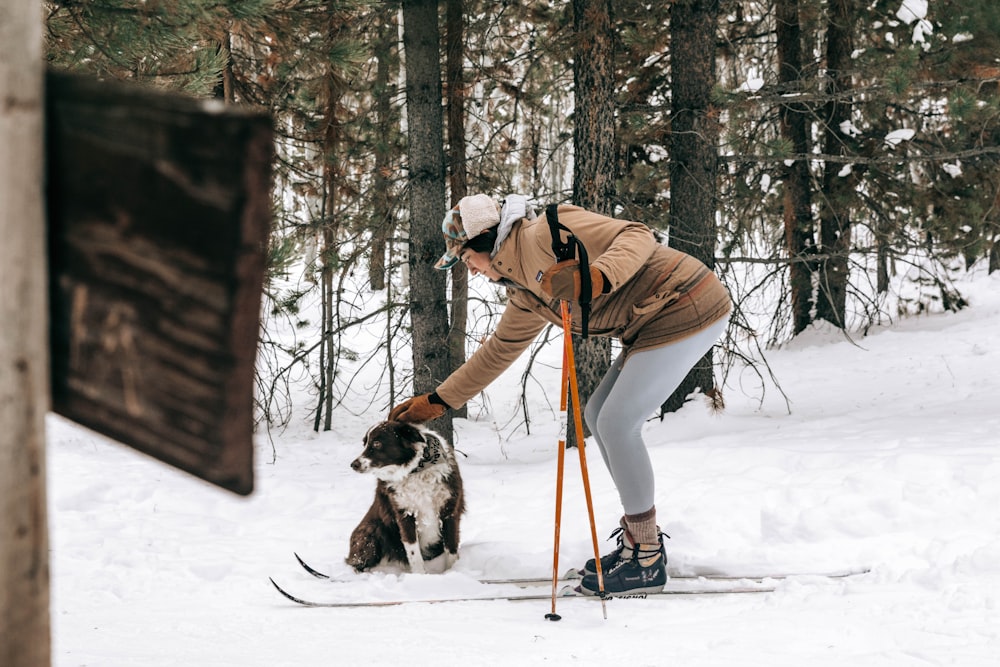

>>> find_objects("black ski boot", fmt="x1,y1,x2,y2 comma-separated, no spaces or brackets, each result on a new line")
580,522,668,578
579,534,667,596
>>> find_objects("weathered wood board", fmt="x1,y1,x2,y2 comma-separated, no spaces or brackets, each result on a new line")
45,72,272,495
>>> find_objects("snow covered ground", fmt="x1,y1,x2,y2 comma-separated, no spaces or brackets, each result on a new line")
48,271,1000,666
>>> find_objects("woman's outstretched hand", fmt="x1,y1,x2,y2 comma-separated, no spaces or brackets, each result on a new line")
388,393,447,423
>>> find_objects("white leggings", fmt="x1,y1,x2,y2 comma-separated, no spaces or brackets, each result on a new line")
583,316,729,515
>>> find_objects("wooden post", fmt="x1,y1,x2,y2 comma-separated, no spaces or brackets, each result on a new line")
1,0,51,664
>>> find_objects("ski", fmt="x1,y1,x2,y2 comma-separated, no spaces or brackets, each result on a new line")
480,566,870,587
294,551,583,584
292,553,869,587
294,553,331,579
269,577,777,609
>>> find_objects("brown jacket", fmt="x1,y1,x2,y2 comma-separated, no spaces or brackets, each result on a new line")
436,205,731,409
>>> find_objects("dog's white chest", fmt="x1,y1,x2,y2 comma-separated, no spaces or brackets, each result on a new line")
390,469,451,544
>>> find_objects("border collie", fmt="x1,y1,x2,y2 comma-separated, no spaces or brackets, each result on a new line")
347,421,465,574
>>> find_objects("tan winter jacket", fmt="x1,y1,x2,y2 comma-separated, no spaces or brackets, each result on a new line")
435,205,731,410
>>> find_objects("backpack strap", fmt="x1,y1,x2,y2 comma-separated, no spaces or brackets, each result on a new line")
545,204,592,339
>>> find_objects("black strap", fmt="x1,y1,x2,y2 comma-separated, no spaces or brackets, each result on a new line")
545,204,591,339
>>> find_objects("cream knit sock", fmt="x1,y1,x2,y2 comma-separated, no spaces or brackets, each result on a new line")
624,506,658,545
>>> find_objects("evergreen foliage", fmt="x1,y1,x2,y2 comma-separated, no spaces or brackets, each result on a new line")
43,0,1000,432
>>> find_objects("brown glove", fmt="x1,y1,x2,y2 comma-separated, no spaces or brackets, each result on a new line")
540,260,606,301
388,393,448,423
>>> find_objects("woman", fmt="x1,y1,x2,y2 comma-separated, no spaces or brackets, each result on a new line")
389,193,731,595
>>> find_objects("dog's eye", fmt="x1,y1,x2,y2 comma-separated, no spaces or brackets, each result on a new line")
370,440,382,449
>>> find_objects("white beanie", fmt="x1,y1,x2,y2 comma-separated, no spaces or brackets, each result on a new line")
458,194,501,239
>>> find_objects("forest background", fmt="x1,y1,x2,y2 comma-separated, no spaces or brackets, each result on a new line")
44,0,1000,441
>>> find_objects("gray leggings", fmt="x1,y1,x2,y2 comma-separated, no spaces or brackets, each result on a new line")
584,316,729,515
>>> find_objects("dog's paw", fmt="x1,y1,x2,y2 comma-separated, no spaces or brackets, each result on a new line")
422,550,458,574
404,543,427,574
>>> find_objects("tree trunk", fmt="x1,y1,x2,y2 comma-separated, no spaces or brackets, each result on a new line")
213,33,234,103
776,0,816,335
445,0,469,419
0,0,51,663
664,0,721,413
316,4,348,432
402,0,452,440
570,0,616,446
815,0,856,327
369,9,397,292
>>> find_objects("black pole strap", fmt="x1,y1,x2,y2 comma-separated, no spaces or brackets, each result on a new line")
545,204,591,338
546,204,573,261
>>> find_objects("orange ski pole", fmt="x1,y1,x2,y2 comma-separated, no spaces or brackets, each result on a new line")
561,302,607,617
563,301,608,618
544,327,570,621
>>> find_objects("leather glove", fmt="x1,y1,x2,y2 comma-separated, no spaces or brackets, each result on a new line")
388,393,448,423
539,260,606,301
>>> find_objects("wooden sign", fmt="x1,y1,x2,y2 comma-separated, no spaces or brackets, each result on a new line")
45,72,272,495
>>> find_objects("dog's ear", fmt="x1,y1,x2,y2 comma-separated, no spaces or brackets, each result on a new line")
393,422,426,444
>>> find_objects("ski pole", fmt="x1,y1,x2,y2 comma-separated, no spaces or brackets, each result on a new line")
555,301,608,619
561,301,607,618
544,327,570,622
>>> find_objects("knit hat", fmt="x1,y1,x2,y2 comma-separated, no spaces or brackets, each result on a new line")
434,194,501,270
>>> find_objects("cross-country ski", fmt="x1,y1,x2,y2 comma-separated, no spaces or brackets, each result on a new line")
289,552,870,587
268,576,779,608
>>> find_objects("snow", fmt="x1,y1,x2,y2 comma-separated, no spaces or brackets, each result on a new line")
896,0,928,24
48,270,1000,666
737,66,765,93
884,128,916,147
943,162,963,178
896,0,933,45
839,119,862,138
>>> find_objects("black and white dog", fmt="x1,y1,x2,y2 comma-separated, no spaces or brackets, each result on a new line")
346,421,465,574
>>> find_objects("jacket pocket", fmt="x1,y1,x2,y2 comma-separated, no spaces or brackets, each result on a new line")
620,279,686,344
631,288,680,316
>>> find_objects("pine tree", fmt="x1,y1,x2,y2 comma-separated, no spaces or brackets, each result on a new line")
813,0,856,327
402,0,453,440
569,0,616,442
445,0,469,419
45,1,271,95
663,0,723,412
775,0,816,334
